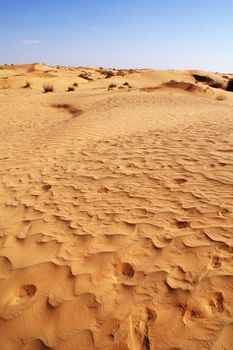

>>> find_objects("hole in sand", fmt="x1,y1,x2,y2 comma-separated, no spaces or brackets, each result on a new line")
176,220,190,229
219,208,230,216
212,256,222,268
176,302,187,315
42,184,51,191
219,162,227,167
190,309,202,318
174,178,187,184
214,292,224,313
146,308,157,323
120,262,135,278
97,187,109,194
20,284,37,298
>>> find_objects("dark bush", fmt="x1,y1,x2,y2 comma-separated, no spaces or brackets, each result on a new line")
67,85,75,92
104,71,115,79
226,79,233,92
192,74,223,89
79,72,93,81
192,74,213,83
209,81,223,89
108,83,117,90
23,81,32,88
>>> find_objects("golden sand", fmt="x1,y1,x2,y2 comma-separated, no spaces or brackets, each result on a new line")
0,64,233,349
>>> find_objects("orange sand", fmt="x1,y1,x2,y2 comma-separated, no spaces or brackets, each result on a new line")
0,63,233,349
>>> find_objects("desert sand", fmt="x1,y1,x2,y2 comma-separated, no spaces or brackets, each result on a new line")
0,63,233,349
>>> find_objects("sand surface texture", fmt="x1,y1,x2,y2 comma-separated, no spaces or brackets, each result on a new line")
0,64,233,349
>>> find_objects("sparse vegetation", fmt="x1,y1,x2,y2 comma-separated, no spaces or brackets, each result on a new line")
67,85,75,92
123,81,129,86
73,82,78,87
43,83,54,93
23,81,32,88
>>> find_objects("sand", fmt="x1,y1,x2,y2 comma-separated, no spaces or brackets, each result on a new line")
0,63,233,349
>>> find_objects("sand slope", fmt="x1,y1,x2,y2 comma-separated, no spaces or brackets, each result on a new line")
0,65,233,349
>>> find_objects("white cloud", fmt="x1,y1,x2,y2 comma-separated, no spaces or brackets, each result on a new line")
21,39,41,45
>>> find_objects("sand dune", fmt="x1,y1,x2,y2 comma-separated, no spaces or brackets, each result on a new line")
0,64,233,349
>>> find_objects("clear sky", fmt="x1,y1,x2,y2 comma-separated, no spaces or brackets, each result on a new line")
1,0,233,72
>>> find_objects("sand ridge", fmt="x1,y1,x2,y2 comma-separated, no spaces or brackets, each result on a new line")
0,64,233,349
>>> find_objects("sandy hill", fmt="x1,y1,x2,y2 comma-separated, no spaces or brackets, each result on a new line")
0,64,233,350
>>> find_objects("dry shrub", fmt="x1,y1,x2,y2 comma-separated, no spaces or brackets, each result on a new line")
108,83,117,90
101,70,115,79
67,85,75,92
192,74,223,89
165,80,196,91
23,81,32,88
193,74,214,84
43,83,54,93
79,72,93,81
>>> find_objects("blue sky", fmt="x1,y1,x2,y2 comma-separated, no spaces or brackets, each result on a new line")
1,0,233,72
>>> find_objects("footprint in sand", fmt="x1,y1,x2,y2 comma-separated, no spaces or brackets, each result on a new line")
116,262,135,278
174,178,187,184
146,307,157,324
176,220,190,229
218,162,227,167
212,255,222,268
209,291,224,313
20,339,51,350
0,284,37,319
42,184,51,191
218,207,231,217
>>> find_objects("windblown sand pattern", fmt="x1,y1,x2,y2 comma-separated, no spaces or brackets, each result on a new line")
0,64,233,349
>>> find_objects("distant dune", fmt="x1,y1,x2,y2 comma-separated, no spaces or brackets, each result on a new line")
0,64,233,350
